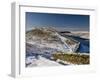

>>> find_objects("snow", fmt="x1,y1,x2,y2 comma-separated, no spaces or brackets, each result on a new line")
26,56,62,67
26,32,79,54
25,28,81,67
26,28,80,53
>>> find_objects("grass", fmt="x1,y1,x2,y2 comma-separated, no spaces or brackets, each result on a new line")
28,29,51,37
26,28,61,41
52,53,89,65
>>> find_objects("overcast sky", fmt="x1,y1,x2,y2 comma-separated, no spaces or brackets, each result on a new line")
26,12,89,31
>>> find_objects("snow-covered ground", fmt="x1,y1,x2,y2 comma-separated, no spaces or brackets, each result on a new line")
62,31,89,39
26,56,62,67
26,30,79,53
25,28,89,67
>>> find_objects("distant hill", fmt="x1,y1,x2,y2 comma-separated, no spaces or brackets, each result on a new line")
59,31,71,33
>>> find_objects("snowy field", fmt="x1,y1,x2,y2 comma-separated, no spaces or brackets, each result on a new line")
25,28,89,67
26,56,62,67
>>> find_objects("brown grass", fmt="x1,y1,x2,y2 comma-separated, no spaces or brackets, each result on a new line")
53,53,89,65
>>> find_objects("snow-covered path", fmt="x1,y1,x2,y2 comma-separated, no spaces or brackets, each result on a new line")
27,56,62,67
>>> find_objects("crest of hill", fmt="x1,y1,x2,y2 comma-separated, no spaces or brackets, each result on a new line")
26,27,58,39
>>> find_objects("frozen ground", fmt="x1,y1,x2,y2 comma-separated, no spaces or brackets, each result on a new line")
26,56,62,67
26,28,89,67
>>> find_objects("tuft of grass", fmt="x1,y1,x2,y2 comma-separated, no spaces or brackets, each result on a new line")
53,53,89,65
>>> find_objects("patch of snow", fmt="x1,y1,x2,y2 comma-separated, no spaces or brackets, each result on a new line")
27,56,62,67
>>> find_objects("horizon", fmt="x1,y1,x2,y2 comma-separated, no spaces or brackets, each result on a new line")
26,12,89,31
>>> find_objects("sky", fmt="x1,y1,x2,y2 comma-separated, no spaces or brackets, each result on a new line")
26,12,89,31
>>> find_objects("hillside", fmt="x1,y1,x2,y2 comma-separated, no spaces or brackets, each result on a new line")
25,27,89,67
